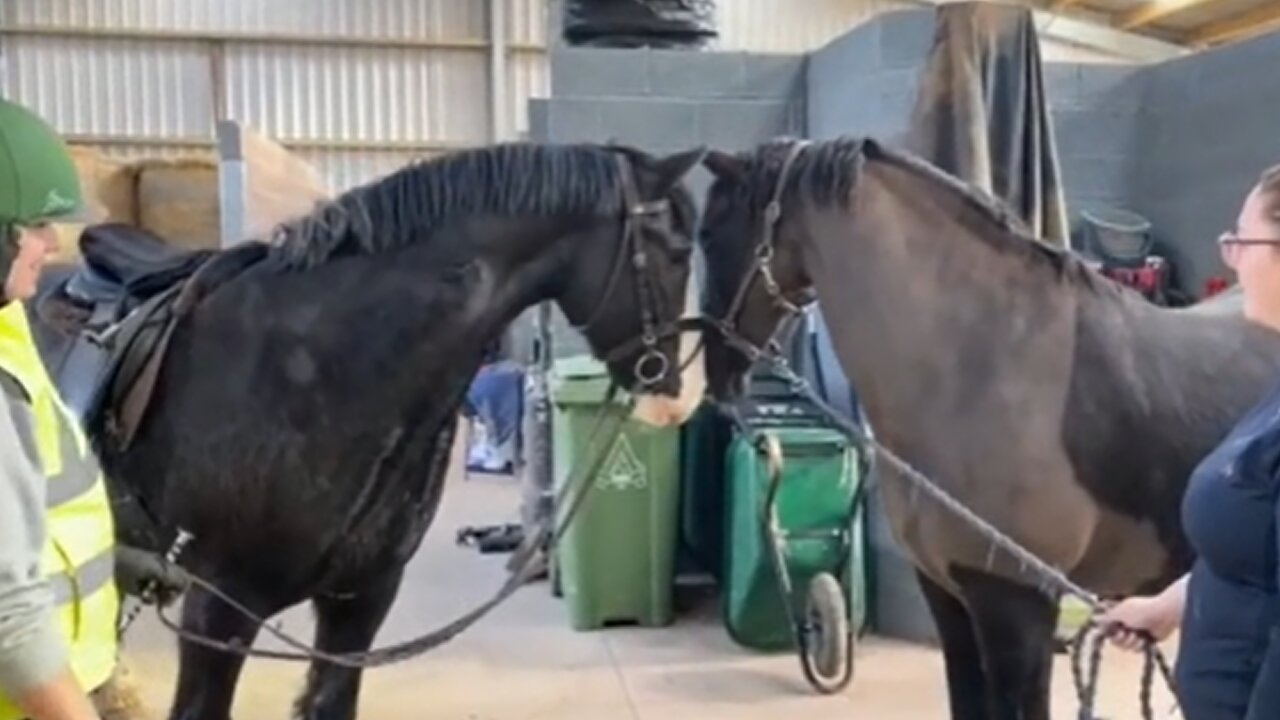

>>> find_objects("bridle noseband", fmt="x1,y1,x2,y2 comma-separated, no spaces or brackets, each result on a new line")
711,140,811,361
572,152,696,389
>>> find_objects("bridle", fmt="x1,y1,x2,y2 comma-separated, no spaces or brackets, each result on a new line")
571,151,701,388
709,140,813,361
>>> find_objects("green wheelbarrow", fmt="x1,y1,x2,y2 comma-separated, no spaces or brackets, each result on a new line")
721,423,872,694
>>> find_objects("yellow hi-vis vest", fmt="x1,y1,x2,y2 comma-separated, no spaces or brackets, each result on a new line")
0,302,118,719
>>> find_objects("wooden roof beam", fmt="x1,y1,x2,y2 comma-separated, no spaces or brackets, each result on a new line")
1118,0,1219,31
1030,8,1188,60
1189,2,1280,45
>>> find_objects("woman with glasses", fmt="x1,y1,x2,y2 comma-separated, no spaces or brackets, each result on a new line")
1100,165,1280,719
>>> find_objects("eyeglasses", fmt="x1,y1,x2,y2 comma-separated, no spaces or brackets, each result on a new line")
1219,231,1280,246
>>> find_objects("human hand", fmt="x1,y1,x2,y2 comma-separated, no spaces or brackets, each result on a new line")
1096,595,1180,651
114,545,189,607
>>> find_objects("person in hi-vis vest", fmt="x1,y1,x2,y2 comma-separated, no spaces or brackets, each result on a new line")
0,98,186,720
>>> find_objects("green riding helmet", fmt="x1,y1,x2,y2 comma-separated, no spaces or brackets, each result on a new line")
0,98,83,294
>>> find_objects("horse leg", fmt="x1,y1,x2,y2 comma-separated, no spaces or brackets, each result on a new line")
167,583,270,720
951,566,1058,720
916,569,989,720
292,567,405,720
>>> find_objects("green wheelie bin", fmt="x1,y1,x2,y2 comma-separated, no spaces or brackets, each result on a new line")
550,355,681,630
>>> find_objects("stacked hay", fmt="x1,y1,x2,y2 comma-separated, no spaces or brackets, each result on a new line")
56,146,141,264
133,155,222,252
68,145,139,224
61,146,223,255
240,126,330,240
57,129,330,259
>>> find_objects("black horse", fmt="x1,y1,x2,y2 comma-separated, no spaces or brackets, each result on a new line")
30,141,707,720
696,136,1280,719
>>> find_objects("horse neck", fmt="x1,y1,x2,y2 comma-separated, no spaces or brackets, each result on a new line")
469,212,628,337
796,163,1081,439
263,214,582,410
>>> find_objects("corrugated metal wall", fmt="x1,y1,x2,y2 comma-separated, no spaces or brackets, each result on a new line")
0,0,548,193
713,0,1147,62
0,0,1148,194
716,0,914,52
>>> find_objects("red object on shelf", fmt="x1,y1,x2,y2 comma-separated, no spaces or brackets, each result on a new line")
1100,257,1167,302
1203,276,1230,298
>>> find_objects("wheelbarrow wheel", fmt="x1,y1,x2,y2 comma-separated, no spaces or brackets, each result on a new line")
800,572,853,694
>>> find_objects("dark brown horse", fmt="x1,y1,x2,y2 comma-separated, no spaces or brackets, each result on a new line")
696,136,1280,719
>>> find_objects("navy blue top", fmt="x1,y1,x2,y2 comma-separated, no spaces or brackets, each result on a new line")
1178,377,1280,720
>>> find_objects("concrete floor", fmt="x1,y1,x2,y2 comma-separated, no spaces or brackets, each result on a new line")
117,453,1181,720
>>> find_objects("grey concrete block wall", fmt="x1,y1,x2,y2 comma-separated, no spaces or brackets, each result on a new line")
806,10,928,144
524,46,806,359
545,47,807,155
530,46,808,359
1047,65,1148,248
1133,31,1280,294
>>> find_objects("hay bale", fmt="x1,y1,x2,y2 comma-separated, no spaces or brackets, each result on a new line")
54,145,138,266
133,156,221,251
97,162,140,225
67,145,138,225
240,126,330,239
50,222,87,265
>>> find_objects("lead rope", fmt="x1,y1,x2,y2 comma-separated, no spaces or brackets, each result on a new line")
1071,619,1175,720
144,384,634,667
718,331,1180,718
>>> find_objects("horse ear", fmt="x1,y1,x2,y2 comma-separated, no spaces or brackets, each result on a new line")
650,146,708,192
703,150,746,184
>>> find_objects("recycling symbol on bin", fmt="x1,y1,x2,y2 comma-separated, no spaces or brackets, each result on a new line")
598,435,648,491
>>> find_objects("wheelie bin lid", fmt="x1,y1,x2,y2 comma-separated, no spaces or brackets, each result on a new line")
551,355,627,406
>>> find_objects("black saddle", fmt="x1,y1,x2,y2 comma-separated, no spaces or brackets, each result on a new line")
47,223,268,455
66,224,215,308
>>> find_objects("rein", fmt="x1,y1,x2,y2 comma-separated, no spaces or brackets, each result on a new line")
120,149,704,668
708,139,1180,719
151,384,633,667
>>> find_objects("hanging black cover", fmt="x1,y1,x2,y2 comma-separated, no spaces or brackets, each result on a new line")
904,2,1070,246
562,0,717,49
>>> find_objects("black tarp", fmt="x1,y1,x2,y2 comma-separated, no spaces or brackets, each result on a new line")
904,1,1070,245
562,0,717,49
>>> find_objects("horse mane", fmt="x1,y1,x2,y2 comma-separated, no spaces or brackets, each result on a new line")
266,142,629,270
775,136,1116,297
